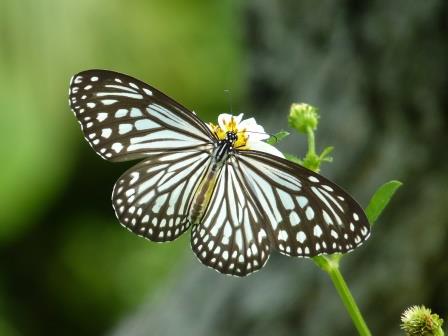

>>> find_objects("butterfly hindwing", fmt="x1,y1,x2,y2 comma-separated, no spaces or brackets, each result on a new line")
191,158,271,276
236,150,370,257
112,147,213,242
69,69,213,162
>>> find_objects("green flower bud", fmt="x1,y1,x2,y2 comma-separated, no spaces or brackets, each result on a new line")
288,103,319,134
400,305,444,336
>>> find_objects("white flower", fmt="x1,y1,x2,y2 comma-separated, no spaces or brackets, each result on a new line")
209,113,284,158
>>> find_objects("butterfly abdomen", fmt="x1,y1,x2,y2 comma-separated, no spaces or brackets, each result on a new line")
189,144,230,225
189,163,221,225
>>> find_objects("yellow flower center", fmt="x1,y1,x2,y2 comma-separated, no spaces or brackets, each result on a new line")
209,116,249,148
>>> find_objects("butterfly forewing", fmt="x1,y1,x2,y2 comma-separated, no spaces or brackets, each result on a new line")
112,147,213,241
235,151,370,257
69,69,213,162
191,158,271,276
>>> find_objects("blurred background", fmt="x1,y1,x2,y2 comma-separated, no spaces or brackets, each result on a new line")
1,0,447,335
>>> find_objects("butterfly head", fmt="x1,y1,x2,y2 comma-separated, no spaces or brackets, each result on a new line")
208,113,283,156
209,114,248,149
225,131,238,145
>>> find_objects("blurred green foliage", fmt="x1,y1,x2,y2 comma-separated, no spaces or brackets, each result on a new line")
0,0,243,334
55,215,190,327
0,0,243,240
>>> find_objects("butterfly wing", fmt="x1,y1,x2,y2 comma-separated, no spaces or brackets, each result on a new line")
236,150,370,257
191,157,271,276
192,150,370,277
112,148,213,241
69,69,370,277
69,69,214,162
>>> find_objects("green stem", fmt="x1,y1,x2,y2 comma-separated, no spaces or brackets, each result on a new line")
327,261,372,336
303,125,371,336
313,256,371,335
306,125,316,156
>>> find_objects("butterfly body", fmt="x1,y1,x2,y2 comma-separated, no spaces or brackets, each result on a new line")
189,130,238,224
188,156,220,225
69,69,371,277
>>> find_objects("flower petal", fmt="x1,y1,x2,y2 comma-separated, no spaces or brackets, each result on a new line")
239,117,269,141
239,117,256,129
218,113,233,129
234,113,244,124
247,140,284,158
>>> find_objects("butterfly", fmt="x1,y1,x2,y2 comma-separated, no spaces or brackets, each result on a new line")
68,69,370,277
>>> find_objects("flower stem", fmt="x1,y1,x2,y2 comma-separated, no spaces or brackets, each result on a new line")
313,256,371,335
327,260,371,336
306,125,316,156
301,124,371,336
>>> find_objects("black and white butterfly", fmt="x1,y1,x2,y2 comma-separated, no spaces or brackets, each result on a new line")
69,69,370,277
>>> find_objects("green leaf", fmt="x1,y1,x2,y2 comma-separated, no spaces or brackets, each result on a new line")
365,180,402,226
266,130,290,145
284,153,303,165
319,146,334,160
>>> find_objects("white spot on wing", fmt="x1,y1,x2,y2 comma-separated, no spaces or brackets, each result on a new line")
119,124,133,134
96,112,108,122
297,196,308,208
331,230,338,239
361,226,368,236
111,142,124,153
278,189,294,210
277,230,288,241
313,225,323,237
135,119,159,130
96,92,143,99
297,231,306,243
322,185,334,192
130,108,143,117
235,230,243,250
305,206,315,220
289,211,300,226
323,210,333,225
101,99,118,105
101,128,112,138
115,109,128,118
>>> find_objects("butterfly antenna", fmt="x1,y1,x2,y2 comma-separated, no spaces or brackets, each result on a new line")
224,89,233,114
